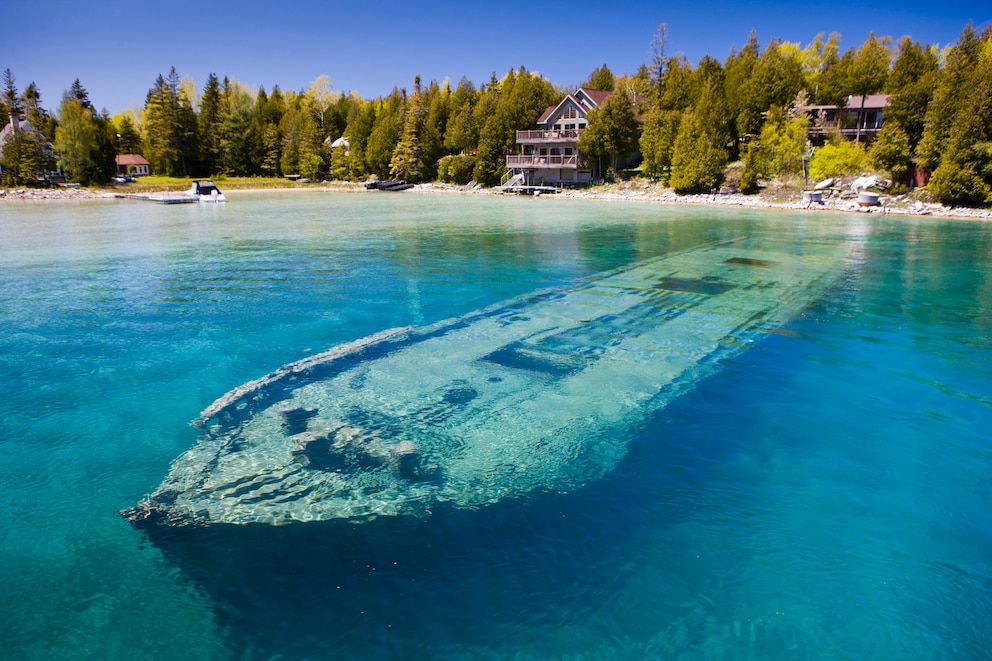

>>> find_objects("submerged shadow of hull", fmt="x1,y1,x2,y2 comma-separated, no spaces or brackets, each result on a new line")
134,481,654,659
132,314,831,659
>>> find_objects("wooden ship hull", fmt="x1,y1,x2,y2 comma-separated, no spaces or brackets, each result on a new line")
122,238,847,528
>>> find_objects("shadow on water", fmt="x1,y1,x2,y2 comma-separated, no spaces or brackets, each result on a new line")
129,329,813,660
122,278,860,659
134,480,656,658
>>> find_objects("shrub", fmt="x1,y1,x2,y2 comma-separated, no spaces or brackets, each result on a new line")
927,161,991,206
808,141,869,180
437,155,478,185
869,123,912,181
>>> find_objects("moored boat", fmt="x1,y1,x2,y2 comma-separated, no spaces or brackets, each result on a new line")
122,238,848,528
188,180,227,202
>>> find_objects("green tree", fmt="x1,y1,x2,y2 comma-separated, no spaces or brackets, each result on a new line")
754,103,810,179
221,81,262,176
22,82,56,142
114,113,142,155
419,81,451,180
55,97,98,183
143,68,197,176
669,111,725,194
256,86,286,176
638,107,682,181
444,77,479,154
583,64,616,91
736,38,804,140
280,93,325,179
198,73,223,174
925,28,992,205
883,37,938,150
390,77,428,181
868,121,912,181
343,100,377,178
366,90,405,179
739,141,761,193
669,84,729,195
801,32,842,104
0,68,17,127
848,32,891,141
579,90,639,177
1,122,46,185
916,24,984,170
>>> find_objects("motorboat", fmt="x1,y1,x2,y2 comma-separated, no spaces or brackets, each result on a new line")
188,180,227,202
121,238,848,528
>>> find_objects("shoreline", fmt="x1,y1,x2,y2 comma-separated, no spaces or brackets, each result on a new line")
2,181,990,222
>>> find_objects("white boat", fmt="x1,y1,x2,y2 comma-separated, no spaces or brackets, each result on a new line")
122,238,848,528
188,180,226,202
856,190,880,206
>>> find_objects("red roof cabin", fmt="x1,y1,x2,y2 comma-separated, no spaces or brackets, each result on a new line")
115,154,151,177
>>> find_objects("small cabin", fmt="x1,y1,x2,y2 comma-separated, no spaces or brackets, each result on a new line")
115,154,151,177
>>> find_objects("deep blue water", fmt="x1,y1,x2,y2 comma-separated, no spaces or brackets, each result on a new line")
1,191,990,659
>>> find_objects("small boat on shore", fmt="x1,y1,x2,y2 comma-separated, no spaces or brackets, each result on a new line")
856,190,880,207
365,179,413,192
122,238,848,528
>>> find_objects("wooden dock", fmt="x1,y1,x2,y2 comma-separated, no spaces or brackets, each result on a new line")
496,184,560,196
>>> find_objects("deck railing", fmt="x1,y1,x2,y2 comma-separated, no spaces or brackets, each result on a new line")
515,129,580,143
505,155,579,168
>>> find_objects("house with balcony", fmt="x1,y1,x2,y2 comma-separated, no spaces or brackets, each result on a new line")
803,94,890,144
504,87,614,187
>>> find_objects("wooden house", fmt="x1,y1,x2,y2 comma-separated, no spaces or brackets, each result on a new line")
505,88,615,186
804,94,890,144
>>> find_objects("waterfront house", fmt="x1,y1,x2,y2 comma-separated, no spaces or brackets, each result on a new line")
0,115,55,180
505,87,616,186
803,94,890,144
115,154,151,177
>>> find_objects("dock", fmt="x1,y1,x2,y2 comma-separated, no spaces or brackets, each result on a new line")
497,184,559,196
497,171,560,196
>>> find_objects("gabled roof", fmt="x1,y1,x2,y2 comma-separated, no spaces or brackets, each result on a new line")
115,154,150,166
576,88,612,108
537,87,643,124
536,87,613,126
805,94,891,112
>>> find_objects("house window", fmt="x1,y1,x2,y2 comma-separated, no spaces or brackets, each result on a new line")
565,123,575,130
562,107,577,120
564,148,573,156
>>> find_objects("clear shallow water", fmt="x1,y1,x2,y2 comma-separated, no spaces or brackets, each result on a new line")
1,192,990,659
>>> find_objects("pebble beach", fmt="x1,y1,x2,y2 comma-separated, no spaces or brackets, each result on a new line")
3,180,991,221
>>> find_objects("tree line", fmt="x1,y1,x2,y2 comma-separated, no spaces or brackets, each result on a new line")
2,22,991,205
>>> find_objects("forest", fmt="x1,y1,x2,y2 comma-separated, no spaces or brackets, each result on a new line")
2,22,991,206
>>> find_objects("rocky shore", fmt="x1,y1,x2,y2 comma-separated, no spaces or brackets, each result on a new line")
3,181,990,221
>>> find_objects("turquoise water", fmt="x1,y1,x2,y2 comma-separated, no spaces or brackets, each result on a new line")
1,192,990,659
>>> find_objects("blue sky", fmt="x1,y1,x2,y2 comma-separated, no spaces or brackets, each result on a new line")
2,1,990,115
